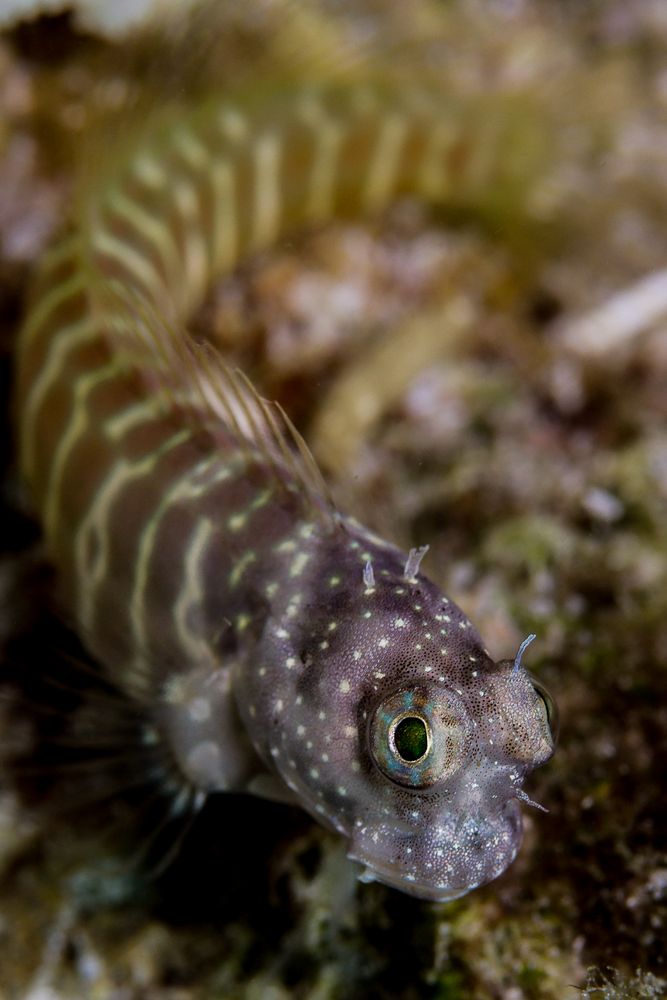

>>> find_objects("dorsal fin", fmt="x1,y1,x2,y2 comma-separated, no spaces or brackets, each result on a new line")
98,282,342,531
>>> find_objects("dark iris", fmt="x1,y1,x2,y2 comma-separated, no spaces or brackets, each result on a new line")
394,716,428,762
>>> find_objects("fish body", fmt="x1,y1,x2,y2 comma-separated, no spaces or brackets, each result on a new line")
15,85,555,900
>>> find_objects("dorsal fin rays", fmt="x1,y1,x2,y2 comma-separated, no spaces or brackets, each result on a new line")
99,282,340,531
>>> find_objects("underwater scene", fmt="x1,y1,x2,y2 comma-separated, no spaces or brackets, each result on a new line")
0,1,665,997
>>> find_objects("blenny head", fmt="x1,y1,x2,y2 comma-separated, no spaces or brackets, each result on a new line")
241,531,557,901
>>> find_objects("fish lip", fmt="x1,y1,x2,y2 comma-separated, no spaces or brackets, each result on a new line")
348,852,477,902
348,800,523,900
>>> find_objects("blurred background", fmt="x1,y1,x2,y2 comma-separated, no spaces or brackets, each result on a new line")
0,1,666,997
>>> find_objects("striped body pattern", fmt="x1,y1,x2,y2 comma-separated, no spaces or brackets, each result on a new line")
15,85,556,900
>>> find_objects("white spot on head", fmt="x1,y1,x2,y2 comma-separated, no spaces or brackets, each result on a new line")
344,725,356,737
228,512,246,532
275,699,284,713
297,725,306,737
339,679,351,693
378,638,389,649
285,656,296,669
353,650,362,661
275,538,297,554
290,551,310,578
393,618,407,628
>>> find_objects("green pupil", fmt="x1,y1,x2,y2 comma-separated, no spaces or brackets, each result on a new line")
394,716,428,762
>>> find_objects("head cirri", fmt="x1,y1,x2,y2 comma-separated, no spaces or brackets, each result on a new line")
237,532,557,902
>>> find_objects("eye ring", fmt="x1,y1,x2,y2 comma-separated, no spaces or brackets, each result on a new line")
370,687,468,789
388,711,432,764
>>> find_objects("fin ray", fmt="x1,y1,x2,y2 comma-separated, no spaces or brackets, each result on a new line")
100,282,339,529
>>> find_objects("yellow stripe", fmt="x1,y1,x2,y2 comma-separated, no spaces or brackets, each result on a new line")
208,157,238,273
173,516,216,661
251,132,282,250
128,456,239,665
21,273,86,349
173,126,210,171
75,427,192,632
92,229,167,305
43,359,127,541
362,114,408,211
107,189,181,291
35,234,81,279
417,120,455,198
297,96,342,223
131,153,168,190
172,174,210,307
103,392,171,442
216,106,249,143
21,318,97,481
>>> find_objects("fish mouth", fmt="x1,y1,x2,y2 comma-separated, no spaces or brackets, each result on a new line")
348,801,523,901
351,858,473,902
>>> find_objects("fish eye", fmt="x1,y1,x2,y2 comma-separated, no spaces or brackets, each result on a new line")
390,713,431,763
370,688,467,789
532,680,558,740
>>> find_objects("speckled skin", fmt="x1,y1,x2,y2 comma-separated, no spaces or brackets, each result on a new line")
16,85,556,900
228,524,555,900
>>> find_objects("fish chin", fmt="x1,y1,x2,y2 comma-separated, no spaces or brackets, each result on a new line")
348,800,523,901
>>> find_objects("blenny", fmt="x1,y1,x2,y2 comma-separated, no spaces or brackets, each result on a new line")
15,84,556,901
